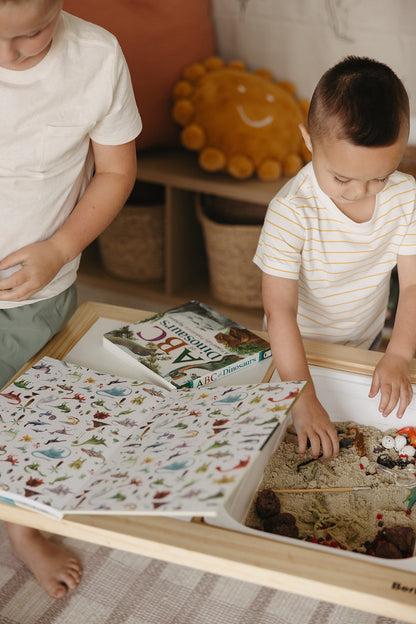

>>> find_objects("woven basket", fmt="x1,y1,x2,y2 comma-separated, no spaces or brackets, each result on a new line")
197,196,264,308
98,203,165,282
201,194,267,225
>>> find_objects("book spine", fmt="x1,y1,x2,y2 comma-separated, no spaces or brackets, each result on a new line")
189,348,271,388
259,347,272,360
0,493,63,519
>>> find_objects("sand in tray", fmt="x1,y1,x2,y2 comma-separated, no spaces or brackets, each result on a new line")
245,421,416,556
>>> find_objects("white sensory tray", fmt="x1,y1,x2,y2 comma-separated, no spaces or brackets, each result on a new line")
206,365,416,571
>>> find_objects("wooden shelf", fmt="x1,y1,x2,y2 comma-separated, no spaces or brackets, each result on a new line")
78,148,286,329
78,241,266,331
136,147,286,204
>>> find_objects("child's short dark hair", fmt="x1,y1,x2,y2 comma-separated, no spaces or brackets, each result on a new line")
308,56,409,146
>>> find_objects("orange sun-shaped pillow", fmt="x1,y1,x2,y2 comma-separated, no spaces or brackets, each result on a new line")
172,57,311,180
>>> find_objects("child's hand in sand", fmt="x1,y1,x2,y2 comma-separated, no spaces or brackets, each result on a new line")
291,389,339,460
369,352,413,418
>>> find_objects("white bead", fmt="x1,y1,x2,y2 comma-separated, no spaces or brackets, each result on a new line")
401,445,416,457
394,435,407,451
381,435,395,449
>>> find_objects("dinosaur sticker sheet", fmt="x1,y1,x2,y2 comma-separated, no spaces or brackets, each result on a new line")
0,357,305,519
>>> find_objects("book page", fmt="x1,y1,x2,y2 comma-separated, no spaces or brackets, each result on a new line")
0,357,305,517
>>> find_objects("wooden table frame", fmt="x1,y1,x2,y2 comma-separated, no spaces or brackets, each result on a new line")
3,301,416,621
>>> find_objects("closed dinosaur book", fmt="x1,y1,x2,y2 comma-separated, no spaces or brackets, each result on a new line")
103,300,271,390
0,357,305,519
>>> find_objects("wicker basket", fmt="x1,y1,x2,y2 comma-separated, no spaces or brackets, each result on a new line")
98,203,165,282
201,194,267,225
197,195,265,308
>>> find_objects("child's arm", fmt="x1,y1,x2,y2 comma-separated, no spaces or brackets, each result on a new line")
263,272,339,459
0,140,137,301
369,254,416,417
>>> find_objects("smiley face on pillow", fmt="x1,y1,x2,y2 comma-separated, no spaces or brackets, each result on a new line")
172,57,310,180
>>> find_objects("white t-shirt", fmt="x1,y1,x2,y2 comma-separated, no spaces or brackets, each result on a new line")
0,11,142,308
254,162,416,348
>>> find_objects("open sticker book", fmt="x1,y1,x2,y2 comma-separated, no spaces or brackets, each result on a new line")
0,357,305,519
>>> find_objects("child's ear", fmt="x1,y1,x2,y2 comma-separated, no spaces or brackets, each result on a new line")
299,123,312,153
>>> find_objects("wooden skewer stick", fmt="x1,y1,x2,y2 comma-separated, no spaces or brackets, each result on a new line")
272,485,372,494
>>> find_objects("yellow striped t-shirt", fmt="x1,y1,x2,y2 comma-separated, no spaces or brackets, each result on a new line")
253,162,416,348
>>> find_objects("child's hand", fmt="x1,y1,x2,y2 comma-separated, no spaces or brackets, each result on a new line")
291,392,339,460
369,352,413,418
0,240,66,301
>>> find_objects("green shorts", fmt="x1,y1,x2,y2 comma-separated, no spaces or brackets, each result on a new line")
0,284,77,389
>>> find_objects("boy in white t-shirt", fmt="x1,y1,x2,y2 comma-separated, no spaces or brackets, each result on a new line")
0,0,141,599
254,57,416,461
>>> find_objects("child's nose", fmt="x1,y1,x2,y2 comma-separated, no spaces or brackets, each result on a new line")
347,181,368,200
0,40,19,63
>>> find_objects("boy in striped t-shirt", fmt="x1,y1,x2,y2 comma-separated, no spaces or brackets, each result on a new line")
254,56,416,460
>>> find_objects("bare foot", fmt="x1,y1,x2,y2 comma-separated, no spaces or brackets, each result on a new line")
6,523,82,598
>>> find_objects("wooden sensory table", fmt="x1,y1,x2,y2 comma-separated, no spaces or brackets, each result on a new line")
2,301,416,622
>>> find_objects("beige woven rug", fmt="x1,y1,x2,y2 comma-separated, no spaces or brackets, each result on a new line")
0,523,410,624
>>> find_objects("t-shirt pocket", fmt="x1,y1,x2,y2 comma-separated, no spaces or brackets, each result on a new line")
40,124,92,173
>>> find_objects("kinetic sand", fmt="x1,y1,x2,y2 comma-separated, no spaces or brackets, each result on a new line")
245,421,416,557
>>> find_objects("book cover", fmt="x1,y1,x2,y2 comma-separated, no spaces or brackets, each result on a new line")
103,300,271,390
0,357,305,519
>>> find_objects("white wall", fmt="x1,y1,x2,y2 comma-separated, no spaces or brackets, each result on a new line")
211,0,416,142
